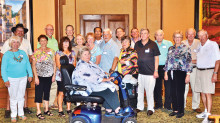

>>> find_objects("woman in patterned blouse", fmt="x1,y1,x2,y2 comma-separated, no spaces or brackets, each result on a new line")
164,30,192,118
32,35,56,120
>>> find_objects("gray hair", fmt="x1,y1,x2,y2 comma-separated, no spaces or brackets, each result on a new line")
103,28,113,35
172,30,183,39
198,29,208,36
185,28,196,38
9,36,21,48
78,46,91,59
154,29,164,37
140,28,150,35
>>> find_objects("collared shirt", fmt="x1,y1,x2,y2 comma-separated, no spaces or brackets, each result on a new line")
182,39,200,62
164,43,192,72
37,36,59,52
95,38,104,48
99,38,120,73
155,39,173,65
116,39,122,49
90,45,102,64
131,37,141,48
196,39,220,68
1,38,33,56
134,39,160,75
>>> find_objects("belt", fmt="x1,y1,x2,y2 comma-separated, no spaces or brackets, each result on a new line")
193,66,197,68
197,67,214,70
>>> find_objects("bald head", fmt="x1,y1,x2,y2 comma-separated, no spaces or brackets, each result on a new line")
45,24,54,38
155,29,164,42
185,28,196,42
198,29,208,45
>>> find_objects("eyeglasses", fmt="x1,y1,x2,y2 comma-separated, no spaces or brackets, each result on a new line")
174,37,182,39
46,28,54,31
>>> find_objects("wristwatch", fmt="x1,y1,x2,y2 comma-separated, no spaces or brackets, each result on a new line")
213,72,218,74
109,69,114,73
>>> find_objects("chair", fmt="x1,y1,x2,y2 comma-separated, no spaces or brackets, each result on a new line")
60,56,104,104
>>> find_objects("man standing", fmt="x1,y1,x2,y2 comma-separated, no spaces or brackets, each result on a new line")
37,24,59,109
195,29,220,121
134,28,160,116
65,25,75,47
115,27,125,49
99,28,120,73
94,27,103,48
183,28,201,113
1,24,33,118
130,28,141,48
154,29,173,110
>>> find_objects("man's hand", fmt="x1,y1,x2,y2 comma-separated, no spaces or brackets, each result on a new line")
5,81,10,88
153,71,159,79
185,75,190,84
212,73,217,83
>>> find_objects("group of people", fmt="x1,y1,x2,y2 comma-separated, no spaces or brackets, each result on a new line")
1,23,219,122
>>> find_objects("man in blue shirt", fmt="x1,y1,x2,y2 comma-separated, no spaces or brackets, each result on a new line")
154,29,173,110
99,28,120,74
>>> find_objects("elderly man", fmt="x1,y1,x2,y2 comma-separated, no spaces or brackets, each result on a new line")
94,27,103,47
130,28,141,48
0,23,33,118
37,24,59,109
183,28,201,113
134,28,160,116
65,25,75,47
99,28,120,74
195,29,220,121
115,27,125,49
154,29,173,110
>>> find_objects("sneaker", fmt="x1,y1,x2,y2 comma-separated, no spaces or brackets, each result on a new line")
115,109,130,118
104,111,115,117
4,110,10,118
196,111,207,118
24,107,33,114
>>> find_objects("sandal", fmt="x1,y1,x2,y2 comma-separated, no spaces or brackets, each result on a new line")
36,113,45,120
67,110,72,115
11,117,17,122
18,115,27,121
44,111,53,116
58,111,65,117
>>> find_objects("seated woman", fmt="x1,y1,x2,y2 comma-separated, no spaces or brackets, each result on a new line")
71,46,127,117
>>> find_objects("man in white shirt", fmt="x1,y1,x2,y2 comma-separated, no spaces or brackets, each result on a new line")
0,24,33,118
182,28,201,113
94,27,104,48
195,29,220,122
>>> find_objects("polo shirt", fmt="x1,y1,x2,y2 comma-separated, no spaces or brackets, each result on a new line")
37,36,59,52
99,38,120,73
155,39,173,65
197,39,220,68
182,39,200,61
134,39,160,75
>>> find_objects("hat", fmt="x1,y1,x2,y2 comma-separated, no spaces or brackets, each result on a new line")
11,24,28,34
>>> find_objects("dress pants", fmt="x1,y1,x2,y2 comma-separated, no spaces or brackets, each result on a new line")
154,65,172,109
8,76,27,117
137,74,156,112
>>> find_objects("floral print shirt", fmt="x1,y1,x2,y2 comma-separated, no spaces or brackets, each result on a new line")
164,43,192,72
32,48,55,77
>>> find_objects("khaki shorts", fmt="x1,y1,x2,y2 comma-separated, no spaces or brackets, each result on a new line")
195,69,215,94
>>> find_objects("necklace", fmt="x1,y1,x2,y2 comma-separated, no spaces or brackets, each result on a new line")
13,51,23,62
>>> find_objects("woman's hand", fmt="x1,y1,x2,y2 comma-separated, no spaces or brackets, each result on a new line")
164,72,168,81
5,81,10,88
108,77,114,82
102,77,114,82
28,77,32,83
119,59,126,64
185,74,190,84
35,77,39,85
52,74,56,82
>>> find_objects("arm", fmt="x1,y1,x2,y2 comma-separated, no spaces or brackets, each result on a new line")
212,60,220,83
95,55,101,65
52,53,57,82
32,57,39,85
110,57,119,73
24,53,33,82
1,53,10,87
28,55,32,63
154,56,159,78
55,53,61,70
185,48,192,84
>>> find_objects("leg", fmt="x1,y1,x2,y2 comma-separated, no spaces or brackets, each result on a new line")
58,91,64,112
42,76,52,112
190,68,200,110
4,93,10,118
201,93,207,110
145,75,156,112
169,71,178,112
137,74,145,110
206,93,212,113
154,67,163,109
17,77,27,117
164,78,172,109
184,83,189,108
35,76,44,114
66,102,71,110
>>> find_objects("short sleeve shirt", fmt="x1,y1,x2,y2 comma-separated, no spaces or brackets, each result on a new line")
90,45,102,63
134,39,160,75
37,36,59,52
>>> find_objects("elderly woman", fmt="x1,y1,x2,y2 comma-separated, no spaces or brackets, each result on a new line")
86,32,101,65
32,35,56,120
72,47,128,117
72,34,86,60
55,36,76,116
1,36,33,122
164,30,192,118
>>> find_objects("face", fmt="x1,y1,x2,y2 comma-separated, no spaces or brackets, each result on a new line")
76,36,84,45
174,34,183,45
131,29,139,38
187,29,195,41
45,25,54,37
155,31,164,42
81,51,91,63
11,40,20,50
198,31,208,44
14,27,24,38
116,29,125,39
122,39,130,50
103,31,112,42
66,26,74,36
63,41,69,49
140,30,149,41
94,28,102,39
87,35,95,45
39,38,48,47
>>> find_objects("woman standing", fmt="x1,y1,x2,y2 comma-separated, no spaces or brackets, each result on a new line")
55,37,76,117
32,35,56,120
72,34,85,60
1,36,33,122
86,32,101,65
164,30,192,118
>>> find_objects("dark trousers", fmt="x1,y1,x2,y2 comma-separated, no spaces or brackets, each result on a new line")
168,70,186,114
154,65,172,109
35,76,52,103
91,89,120,111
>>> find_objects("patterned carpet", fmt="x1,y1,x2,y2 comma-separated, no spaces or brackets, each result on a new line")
0,96,220,123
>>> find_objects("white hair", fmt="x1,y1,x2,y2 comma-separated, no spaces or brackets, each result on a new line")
154,29,164,36
103,28,113,35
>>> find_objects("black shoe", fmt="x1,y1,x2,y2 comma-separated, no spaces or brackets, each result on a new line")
66,110,72,115
136,109,142,113
4,110,10,118
24,107,32,114
165,108,173,112
176,113,184,118
147,110,154,116
169,112,178,116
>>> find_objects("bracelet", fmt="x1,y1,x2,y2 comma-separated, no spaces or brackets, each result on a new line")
155,70,158,72
109,69,114,73
213,72,218,74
